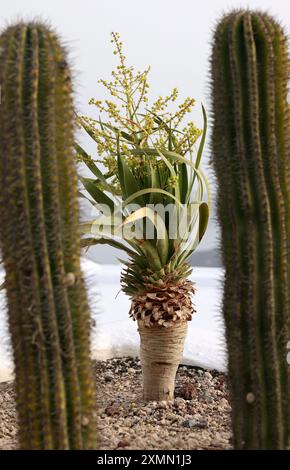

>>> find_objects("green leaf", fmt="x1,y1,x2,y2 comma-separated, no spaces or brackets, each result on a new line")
198,202,209,242
117,151,144,205
144,110,179,150
97,120,135,143
75,144,117,195
130,147,201,178
80,177,115,212
139,147,181,201
195,104,207,171
134,148,211,213
80,217,122,237
149,166,163,204
75,143,103,179
179,163,188,204
79,118,98,142
122,207,169,266
122,187,182,207
137,240,162,271
78,190,98,209
80,237,138,257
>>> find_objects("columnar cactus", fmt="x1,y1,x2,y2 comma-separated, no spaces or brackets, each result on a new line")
0,22,96,449
211,10,290,449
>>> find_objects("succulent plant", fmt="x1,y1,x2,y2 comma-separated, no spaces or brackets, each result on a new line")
77,33,210,401
211,10,290,449
0,21,96,449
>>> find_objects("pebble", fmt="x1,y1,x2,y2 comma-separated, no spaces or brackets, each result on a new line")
219,398,229,408
204,371,213,380
104,373,114,382
158,401,168,409
182,419,196,428
174,397,185,405
178,382,196,400
174,397,186,408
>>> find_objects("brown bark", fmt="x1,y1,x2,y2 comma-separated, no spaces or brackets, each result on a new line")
138,320,188,401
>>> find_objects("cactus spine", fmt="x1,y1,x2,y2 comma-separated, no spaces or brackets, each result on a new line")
211,10,290,449
0,22,96,449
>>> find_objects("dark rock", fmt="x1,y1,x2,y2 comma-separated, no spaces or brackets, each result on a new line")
105,403,121,417
182,418,208,429
116,439,130,448
104,373,114,382
178,382,197,400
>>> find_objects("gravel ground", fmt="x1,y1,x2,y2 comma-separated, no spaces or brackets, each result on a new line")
0,357,232,450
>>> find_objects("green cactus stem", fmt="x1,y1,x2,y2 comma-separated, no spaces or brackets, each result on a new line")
0,22,96,449
211,10,290,449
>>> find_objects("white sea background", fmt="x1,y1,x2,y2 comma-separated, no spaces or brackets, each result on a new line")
0,0,289,381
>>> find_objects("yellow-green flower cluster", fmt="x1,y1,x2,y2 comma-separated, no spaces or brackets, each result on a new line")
167,175,179,188
77,32,202,189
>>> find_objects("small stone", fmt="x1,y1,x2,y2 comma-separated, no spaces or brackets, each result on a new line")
178,382,196,400
204,371,212,380
116,439,130,448
182,419,195,428
105,403,120,416
158,401,168,409
127,368,135,374
104,373,114,382
175,397,184,403
219,398,229,408
174,397,185,407
166,412,178,422
196,418,208,429
182,417,208,429
205,396,215,404
144,406,153,414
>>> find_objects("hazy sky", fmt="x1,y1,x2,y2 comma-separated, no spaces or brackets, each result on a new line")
1,0,289,254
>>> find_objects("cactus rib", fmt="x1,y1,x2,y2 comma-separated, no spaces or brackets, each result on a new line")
211,10,289,449
0,22,96,449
